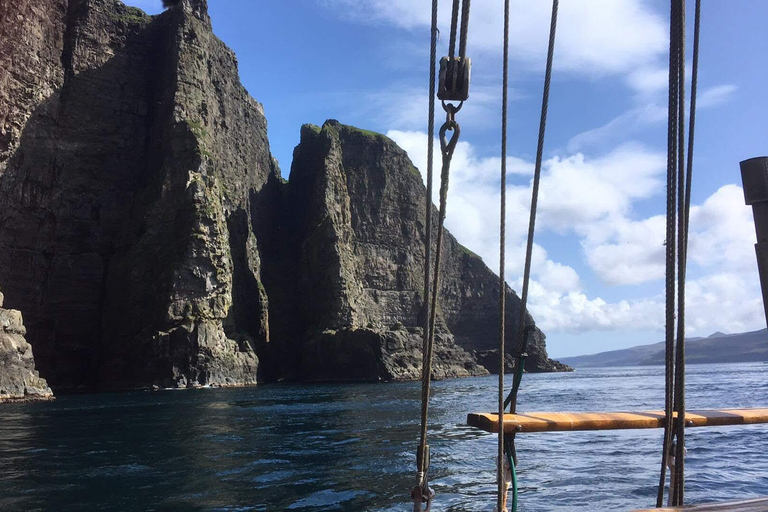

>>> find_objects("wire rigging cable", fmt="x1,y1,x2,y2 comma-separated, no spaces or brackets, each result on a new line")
414,1,472,510
673,0,687,504
497,0,511,508
656,0,701,507
657,0,680,505
496,1,559,510
506,0,559,415
414,1,440,508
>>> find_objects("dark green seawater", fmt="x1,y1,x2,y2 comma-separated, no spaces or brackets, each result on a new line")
2,363,767,511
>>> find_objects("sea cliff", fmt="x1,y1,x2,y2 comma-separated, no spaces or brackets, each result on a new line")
0,0,568,393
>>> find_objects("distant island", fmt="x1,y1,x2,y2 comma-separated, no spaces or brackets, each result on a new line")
558,329,768,368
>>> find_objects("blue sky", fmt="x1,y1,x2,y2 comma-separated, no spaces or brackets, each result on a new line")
126,0,768,358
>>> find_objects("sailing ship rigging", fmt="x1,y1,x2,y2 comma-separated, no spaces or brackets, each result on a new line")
413,1,768,510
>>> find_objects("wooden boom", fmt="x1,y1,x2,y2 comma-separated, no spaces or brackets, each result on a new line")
467,408,768,434
633,497,768,511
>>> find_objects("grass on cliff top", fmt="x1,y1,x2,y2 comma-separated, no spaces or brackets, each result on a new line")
459,243,480,259
320,121,392,143
346,125,386,139
114,5,150,25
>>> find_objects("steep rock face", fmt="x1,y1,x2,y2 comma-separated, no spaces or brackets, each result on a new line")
438,237,568,373
0,0,274,390
278,121,562,380
280,122,484,381
0,289,53,402
0,0,566,391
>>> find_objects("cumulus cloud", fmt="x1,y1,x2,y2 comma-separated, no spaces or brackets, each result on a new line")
321,0,667,78
388,129,764,336
537,145,666,233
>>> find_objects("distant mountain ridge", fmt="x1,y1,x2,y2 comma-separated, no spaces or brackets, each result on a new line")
559,329,768,368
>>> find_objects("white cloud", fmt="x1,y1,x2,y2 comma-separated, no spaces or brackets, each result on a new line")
387,129,765,336
566,104,666,152
685,272,764,334
688,184,755,271
341,82,523,133
584,214,667,286
524,281,663,333
321,0,668,77
698,84,739,108
628,67,670,96
586,184,757,286
568,83,739,153
537,145,666,234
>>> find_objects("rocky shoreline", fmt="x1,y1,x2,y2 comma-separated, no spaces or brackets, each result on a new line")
0,289,53,402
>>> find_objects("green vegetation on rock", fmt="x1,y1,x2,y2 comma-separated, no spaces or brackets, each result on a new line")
459,243,479,259
114,6,149,25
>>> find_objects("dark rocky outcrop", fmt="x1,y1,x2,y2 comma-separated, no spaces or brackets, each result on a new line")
0,288,53,402
0,0,269,391
474,349,573,374
267,122,487,381
266,121,565,380
0,0,567,392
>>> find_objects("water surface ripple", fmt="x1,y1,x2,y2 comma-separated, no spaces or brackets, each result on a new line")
1,363,767,511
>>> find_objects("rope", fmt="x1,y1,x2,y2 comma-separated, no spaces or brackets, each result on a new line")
420,104,460,488
497,3,558,508
656,0,679,506
421,0,438,321
672,0,701,505
672,0,687,504
657,0,701,506
458,0,471,60
416,0,439,500
507,0,559,415
416,2,470,507
497,0,510,507
448,0,460,59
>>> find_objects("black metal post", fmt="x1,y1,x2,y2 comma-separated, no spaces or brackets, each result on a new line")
741,156,768,329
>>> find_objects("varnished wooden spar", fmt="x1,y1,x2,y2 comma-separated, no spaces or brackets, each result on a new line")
466,408,768,434
633,497,768,511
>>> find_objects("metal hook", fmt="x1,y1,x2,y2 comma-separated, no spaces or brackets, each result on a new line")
411,485,435,512
439,120,460,158
441,100,463,117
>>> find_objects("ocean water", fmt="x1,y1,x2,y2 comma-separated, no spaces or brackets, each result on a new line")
1,363,767,511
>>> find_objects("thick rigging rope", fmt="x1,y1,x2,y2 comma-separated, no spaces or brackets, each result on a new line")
673,0,701,505
497,0,510,508
672,0,687,504
458,0,471,60
657,0,701,506
414,2,470,509
448,0,460,59
421,1,438,322
416,0,439,506
657,0,679,506
495,2,558,510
